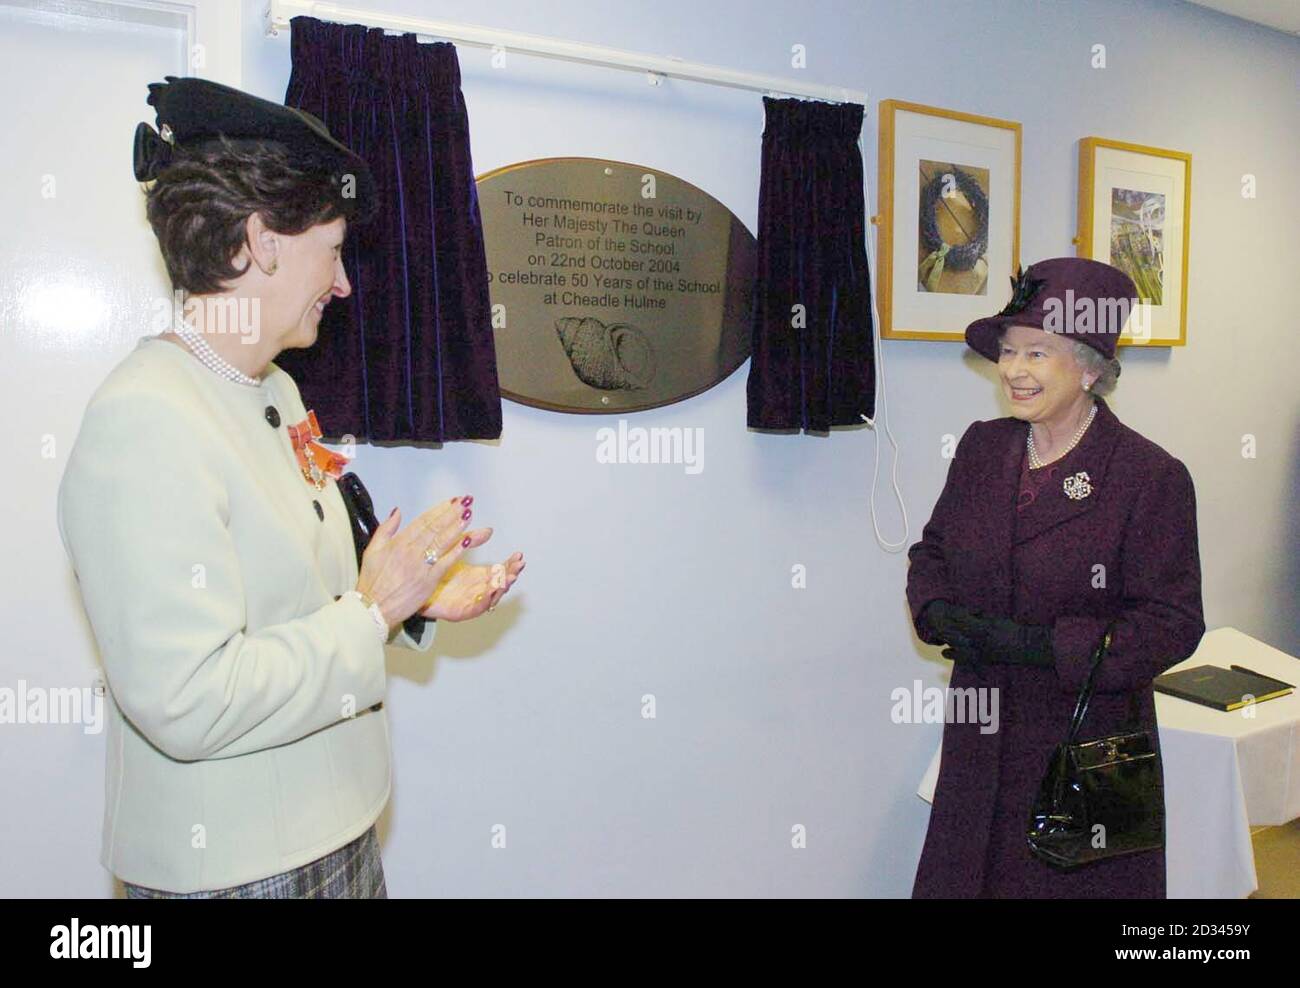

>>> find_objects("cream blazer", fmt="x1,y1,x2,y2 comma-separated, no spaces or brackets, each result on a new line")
57,334,434,893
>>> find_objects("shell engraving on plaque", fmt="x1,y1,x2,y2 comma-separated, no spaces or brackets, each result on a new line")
555,316,658,391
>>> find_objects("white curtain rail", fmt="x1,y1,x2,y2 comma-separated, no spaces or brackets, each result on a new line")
264,0,866,105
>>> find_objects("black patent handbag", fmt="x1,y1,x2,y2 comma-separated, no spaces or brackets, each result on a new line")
1026,622,1164,870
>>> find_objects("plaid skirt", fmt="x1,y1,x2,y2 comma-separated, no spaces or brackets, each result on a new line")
122,825,387,899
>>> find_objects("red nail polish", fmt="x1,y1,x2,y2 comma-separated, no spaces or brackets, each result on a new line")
461,508,472,520
462,495,473,506
461,536,471,547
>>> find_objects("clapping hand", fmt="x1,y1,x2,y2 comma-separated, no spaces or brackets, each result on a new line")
357,494,525,631
420,553,526,622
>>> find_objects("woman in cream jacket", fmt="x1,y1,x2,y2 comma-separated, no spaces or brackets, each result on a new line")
56,78,524,898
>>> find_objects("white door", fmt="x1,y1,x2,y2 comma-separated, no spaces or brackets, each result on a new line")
0,0,239,897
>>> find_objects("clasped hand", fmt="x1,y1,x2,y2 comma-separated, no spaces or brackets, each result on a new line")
922,600,1054,670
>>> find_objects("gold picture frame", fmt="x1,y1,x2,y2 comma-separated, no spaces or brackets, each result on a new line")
876,99,1022,342
1076,137,1191,347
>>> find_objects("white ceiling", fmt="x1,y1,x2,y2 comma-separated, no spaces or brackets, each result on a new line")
1182,0,1300,36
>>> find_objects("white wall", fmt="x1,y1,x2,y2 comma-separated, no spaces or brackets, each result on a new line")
3,0,1295,896
243,0,1298,896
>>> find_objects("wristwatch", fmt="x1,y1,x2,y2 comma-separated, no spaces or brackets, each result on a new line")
344,589,390,643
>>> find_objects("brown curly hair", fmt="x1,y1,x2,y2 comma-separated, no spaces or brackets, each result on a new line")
143,135,365,294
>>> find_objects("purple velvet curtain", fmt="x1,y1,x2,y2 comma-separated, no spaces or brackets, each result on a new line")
278,15,501,443
746,98,876,432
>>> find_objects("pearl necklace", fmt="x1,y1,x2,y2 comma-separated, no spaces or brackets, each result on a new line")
172,322,263,388
1027,402,1096,469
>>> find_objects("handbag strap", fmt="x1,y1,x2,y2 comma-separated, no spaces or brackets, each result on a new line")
1064,621,1121,745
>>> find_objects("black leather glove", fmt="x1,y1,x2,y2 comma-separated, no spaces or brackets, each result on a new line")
921,600,988,673
951,609,1055,667
922,601,1055,668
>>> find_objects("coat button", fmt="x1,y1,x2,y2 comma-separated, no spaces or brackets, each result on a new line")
264,406,280,428
313,499,324,521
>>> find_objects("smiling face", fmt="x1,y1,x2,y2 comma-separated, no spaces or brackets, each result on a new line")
264,215,352,351
997,324,1096,423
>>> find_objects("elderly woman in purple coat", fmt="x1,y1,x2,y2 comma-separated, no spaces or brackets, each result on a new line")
906,257,1205,898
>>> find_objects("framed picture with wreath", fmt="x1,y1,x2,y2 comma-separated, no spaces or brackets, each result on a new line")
875,99,1022,341
1075,137,1191,347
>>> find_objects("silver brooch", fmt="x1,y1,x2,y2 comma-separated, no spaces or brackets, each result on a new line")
1063,471,1093,500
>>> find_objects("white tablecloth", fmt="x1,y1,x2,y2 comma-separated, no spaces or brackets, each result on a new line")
917,626,1300,898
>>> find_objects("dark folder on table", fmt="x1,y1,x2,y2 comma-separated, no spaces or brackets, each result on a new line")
1153,664,1295,711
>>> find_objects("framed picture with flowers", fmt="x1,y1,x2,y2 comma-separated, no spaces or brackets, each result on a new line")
875,99,1022,341
1076,137,1191,347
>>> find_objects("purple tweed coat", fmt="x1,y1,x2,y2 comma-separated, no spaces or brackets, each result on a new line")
906,397,1205,898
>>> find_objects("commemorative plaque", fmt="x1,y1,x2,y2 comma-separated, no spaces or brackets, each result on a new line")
475,157,756,413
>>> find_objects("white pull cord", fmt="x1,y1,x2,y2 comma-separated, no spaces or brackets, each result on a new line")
856,129,910,552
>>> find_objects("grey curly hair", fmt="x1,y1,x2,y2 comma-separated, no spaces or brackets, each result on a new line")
1070,340,1122,397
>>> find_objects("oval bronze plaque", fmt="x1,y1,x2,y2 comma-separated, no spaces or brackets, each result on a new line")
476,157,756,413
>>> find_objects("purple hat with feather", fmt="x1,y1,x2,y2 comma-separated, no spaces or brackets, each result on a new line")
965,257,1139,362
